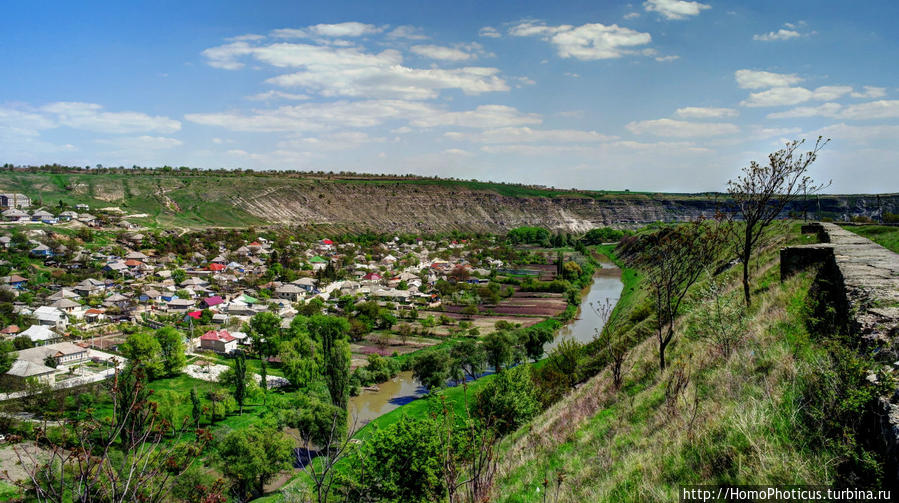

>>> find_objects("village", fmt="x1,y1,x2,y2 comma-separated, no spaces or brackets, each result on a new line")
0,191,589,396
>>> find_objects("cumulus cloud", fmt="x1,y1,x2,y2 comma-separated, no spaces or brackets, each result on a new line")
95,135,183,150
410,43,488,62
271,22,385,39
741,85,853,107
734,69,803,89
0,102,181,136
753,28,800,41
643,0,710,20
203,40,508,99
626,118,739,137
411,105,541,129
851,86,887,99
386,25,428,40
507,20,651,60
479,26,501,38
246,90,311,101
766,99,899,120
674,107,738,119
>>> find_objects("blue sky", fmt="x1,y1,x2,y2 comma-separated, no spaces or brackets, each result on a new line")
2,0,898,193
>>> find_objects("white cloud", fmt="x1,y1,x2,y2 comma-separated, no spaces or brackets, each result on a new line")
411,44,476,62
814,123,899,144
643,0,710,20
271,22,384,39
508,21,651,60
753,29,800,41
479,26,501,38
203,41,508,100
246,90,311,101
626,118,739,137
754,127,803,138
35,102,181,134
741,85,853,107
443,148,473,156
765,99,899,120
675,107,738,119
735,69,803,89
851,86,887,99
444,127,614,144
841,100,899,120
277,131,385,151
767,102,843,119
655,55,680,62
623,12,641,20
386,25,428,40
411,105,541,129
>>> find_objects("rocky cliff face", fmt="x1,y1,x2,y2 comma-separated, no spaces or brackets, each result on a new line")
3,171,897,232
231,182,899,232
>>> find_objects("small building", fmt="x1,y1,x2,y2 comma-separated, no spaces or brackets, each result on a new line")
0,193,31,209
20,325,61,345
199,330,237,354
2,360,55,389
201,295,224,309
275,284,305,302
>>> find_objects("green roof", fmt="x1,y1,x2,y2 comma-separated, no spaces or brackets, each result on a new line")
241,294,258,304
309,256,327,263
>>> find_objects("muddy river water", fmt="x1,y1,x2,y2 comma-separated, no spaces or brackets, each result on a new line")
348,262,624,427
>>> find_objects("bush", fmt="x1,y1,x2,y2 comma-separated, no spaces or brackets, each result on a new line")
474,364,539,435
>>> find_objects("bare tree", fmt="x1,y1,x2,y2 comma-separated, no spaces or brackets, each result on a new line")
13,368,211,503
633,220,726,370
727,137,830,306
296,412,360,503
590,298,631,390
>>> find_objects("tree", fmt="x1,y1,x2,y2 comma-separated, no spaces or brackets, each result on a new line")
259,359,268,405
413,350,452,391
279,335,319,390
154,326,186,377
190,387,202,428
483,331,516,372
308,315,352,409
172,268,186,285
232,351,248,414
474,364,539,435
591,299,631,390
219,426,293,500
249,312,281,358
633,220,725,370
359,414,445,502
119,331,163,379
727,137,829,306
518,324,555,362
449,339,487,382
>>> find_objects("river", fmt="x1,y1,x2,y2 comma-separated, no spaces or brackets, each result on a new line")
347,261,624,427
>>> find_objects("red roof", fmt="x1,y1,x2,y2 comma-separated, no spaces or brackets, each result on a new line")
187,311,203,319
124,259,142,267
202,295,224,306
362,272,382,280
249,241,262,247
85,309,104,315
0,325,19,334
208,263,226,271
321,239,334,245
201,330,235,343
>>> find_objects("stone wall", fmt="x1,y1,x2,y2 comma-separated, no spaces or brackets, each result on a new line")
781,222,899,480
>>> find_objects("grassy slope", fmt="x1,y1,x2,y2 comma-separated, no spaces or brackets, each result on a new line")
493,224,844,502
841,224,899,253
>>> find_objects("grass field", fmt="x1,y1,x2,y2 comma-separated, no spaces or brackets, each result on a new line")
841,224,899,253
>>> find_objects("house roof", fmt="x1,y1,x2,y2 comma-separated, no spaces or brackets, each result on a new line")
200,330,235,343
202,295,224,306
208,263,226,271
1,325,19,334
6,359,55,377
21,325,57,342
309,256,327,263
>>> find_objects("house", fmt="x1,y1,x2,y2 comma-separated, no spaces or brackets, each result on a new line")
139,288,162,303
20,325,61,345
30,244,53,257
75,204,89,211
3,275,27,290
309,256,328,271
58,210,78,221
2,360,56,389
33,306,68,328
167,298,195,312
31,209,54,222
74,278,106,297
275,283,305,302
50,298,80,314
292,277,317,292
200,295,224,309
0,193,31,209
2,208,28,221
84,308,106,323
1,325,19,337
199,330,237,354
18,342,87,366
362,272,382,282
